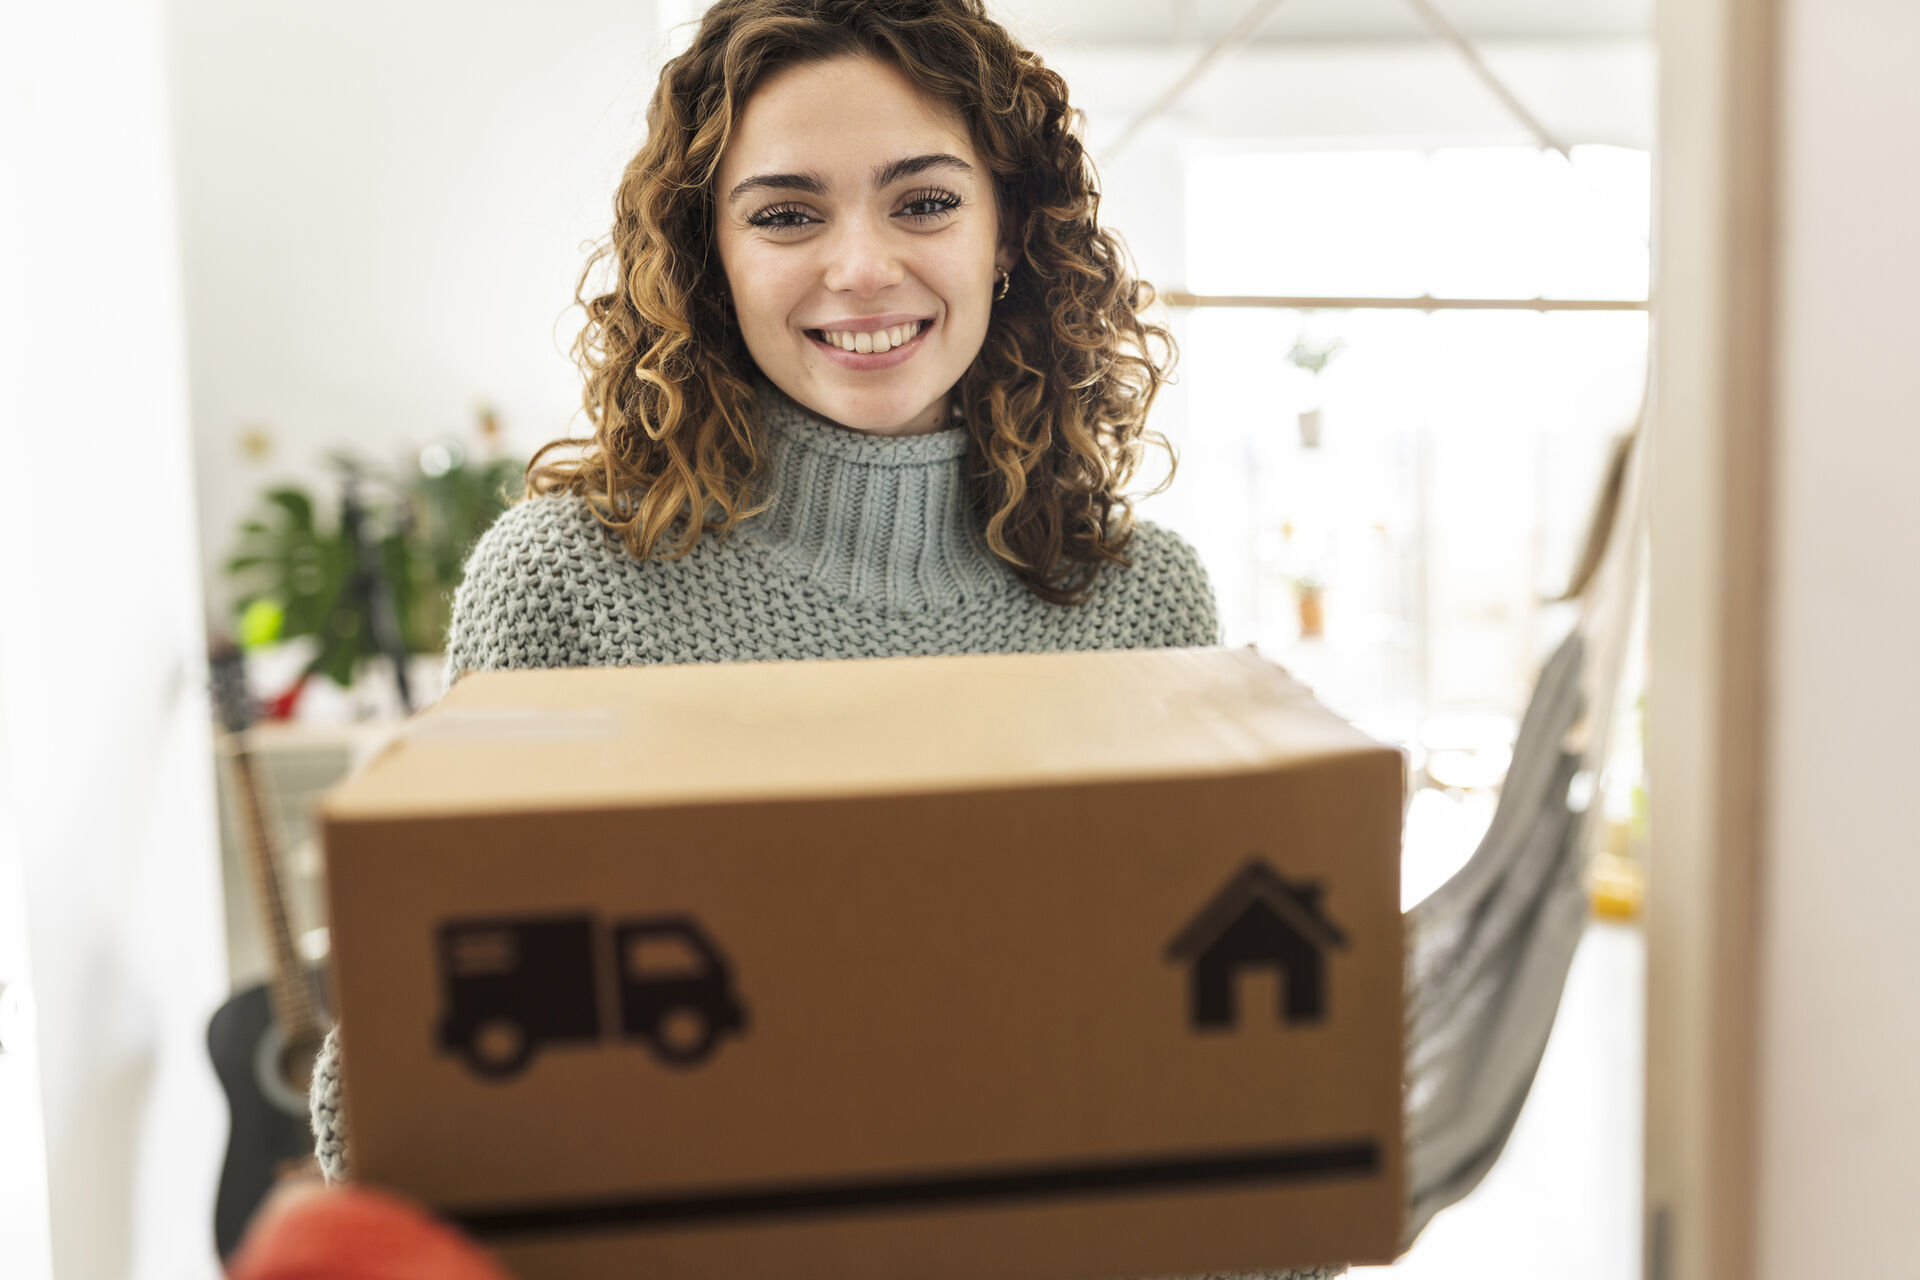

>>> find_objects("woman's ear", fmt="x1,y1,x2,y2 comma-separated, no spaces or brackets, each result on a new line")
994,241,1018,275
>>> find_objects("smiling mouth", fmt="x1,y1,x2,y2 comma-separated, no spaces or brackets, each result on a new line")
805,319,934,355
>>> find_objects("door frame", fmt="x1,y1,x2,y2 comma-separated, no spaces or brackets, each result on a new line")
1643,0,1778,1276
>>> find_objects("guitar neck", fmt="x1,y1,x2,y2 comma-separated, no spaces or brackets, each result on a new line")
226,744,326,1047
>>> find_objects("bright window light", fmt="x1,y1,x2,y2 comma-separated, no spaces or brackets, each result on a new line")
1139,145,1650,877
1185,145,1650,300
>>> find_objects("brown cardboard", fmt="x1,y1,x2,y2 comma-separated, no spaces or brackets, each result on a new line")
319,647,1404,1279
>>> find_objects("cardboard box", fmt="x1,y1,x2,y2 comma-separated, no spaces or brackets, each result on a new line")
320,647,1404,1279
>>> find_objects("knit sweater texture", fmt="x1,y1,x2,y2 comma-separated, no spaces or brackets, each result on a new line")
306,381,1341,1278
450,387,1218,671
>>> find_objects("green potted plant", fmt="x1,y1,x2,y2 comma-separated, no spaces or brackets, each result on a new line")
224,412,522,718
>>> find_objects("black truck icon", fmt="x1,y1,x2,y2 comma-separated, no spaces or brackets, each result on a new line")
435,912,747,1080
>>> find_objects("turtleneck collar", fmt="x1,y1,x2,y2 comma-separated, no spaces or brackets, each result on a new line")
738,378,1013,613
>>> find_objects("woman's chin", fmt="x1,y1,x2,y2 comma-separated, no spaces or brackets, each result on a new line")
792,380,951,438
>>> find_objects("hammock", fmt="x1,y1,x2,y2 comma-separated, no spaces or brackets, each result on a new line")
1400,423,1648,1247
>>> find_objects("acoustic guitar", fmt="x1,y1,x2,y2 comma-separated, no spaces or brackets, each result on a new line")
207,640,331,1259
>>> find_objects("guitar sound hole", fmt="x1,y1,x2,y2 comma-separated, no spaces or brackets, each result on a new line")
252,1025,323,1118
277,1036,322,1096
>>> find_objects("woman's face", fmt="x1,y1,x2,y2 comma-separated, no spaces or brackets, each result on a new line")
714,54,1016,437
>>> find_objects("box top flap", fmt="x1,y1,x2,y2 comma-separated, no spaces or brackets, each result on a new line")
321,647,1394,819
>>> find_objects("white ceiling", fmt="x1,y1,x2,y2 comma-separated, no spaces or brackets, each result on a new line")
998,0,1652,48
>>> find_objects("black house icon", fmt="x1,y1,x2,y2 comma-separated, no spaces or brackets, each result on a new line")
1165,859,1348,1030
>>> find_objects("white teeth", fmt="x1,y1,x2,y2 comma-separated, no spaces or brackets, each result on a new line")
818,322,923,354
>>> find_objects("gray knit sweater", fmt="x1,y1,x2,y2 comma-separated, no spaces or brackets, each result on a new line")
452,394,1218,671
306,382,1342,1278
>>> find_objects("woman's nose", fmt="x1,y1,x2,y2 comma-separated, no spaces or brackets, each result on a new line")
821,217,905,295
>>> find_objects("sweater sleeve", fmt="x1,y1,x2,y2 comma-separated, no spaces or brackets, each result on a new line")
441,495,605,684
310,1025,349,1183
1128,519,1222,648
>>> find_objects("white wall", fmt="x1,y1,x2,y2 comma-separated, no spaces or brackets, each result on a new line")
1,2,228,1277
1759,0,1920,1272
165,0,663,618
0,10,57,1274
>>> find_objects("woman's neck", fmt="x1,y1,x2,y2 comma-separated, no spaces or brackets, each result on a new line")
741,378,1010,612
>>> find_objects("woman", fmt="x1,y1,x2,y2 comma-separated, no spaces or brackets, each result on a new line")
298,1,1343,1276
420,0,1217,683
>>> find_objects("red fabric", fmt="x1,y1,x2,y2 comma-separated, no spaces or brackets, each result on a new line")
227,1186,514,1280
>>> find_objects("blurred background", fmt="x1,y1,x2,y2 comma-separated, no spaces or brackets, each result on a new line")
13,0,1913,1277
12,1,1654,1276
7,1,1652,1276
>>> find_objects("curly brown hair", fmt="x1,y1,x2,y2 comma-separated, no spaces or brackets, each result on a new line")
528,0,1176,605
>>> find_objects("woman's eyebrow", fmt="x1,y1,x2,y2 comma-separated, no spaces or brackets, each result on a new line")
726,153,974,205
727,171,828,204
871,152,973,187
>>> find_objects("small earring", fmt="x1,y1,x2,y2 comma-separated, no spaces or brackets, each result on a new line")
996,268,1012,302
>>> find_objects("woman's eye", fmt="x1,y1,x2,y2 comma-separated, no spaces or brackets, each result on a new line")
746,205,814,231
897,191,963,223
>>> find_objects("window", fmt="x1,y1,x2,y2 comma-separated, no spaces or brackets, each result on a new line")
1184,145,1651,301
1139,145,1650,901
